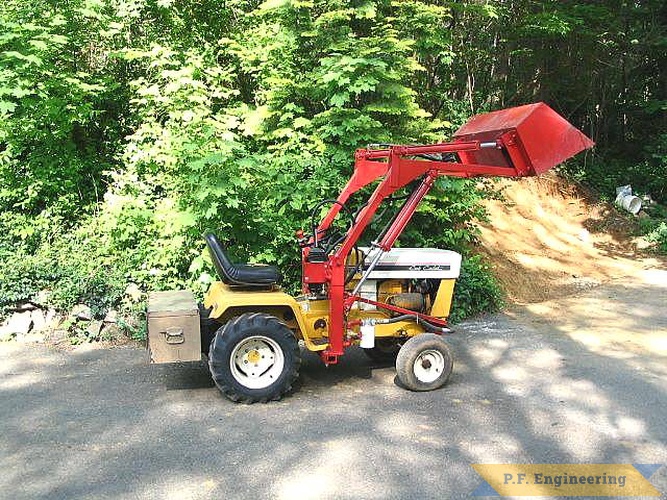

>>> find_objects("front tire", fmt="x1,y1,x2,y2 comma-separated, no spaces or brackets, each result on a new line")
395,333,453,392
208,313,301,403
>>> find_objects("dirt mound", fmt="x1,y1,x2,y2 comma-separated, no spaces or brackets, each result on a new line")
476,172,662,304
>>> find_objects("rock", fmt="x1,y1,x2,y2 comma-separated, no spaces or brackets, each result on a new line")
103,309,118,323
17,331,46,344
31,309,47,331
0,327,15,342
45,309,61,329
36,290,51,306
101,323,122,341
47,329,69,344
86,320,104,339
3,311,33,335
15,302,38,312
125,283,142,302
71,304,92,321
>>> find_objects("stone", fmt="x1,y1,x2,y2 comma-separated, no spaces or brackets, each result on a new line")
0,327,15,342
103,309,118,323
125,283,142,302
31,309,47,331
101,323,122,341
86,320,104,339
578,228,590,242
44,309,61,329
3,311,33,335
71,304,92,321
17,331,46,344
47,329,69,344
36,290,51,306
15,302,38,312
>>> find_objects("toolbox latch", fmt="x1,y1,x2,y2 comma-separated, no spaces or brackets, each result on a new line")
163,327,185,344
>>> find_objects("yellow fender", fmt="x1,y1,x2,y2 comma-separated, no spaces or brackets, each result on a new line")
203,282,328,351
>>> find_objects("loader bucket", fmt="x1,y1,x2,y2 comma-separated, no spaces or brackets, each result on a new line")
453,102,594,176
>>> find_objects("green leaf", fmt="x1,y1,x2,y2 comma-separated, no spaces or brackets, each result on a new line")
329,92,349,107
321,71,342,84
0,101,17,114
11,87,31,98
29,39,48,51
293,117,311,129
24,54,43,66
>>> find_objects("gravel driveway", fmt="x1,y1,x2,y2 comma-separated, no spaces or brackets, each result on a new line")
1,269,665,499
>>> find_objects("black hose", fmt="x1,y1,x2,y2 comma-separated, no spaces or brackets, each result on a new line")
420,320,453,335
375,313,452,334
345,246,366,285
310,199,354,246
377,314,415,324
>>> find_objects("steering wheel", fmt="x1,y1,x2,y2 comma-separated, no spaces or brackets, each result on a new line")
309,199,356,250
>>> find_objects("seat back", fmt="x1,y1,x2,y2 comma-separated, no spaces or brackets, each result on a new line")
204,233,280,288
204,233,236,285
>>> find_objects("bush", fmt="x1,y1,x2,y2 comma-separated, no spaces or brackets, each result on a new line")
643,221,667,254
562,134,667,204
449,255,504,323
0,248,124,319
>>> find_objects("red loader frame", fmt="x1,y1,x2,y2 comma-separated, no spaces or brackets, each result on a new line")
298,103,594,365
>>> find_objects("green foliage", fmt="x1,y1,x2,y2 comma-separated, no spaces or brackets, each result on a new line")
562,133,667,204
1,0,666,332
638,202,667,255
0,241,125,319
0,3,127,224
644,222,667,254
449,255,504,323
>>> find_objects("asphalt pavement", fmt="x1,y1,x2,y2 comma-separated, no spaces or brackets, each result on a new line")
1,270,666,499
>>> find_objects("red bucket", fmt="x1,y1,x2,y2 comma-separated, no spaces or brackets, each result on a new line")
453,102,594,176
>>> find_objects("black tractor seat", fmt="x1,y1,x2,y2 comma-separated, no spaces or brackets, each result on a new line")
204,233,281,288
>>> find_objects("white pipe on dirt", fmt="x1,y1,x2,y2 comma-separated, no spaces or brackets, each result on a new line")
615,185,642,215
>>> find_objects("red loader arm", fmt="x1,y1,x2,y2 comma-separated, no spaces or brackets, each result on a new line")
301,102,594,364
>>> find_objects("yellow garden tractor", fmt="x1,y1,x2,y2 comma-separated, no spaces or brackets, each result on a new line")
147,102,594,403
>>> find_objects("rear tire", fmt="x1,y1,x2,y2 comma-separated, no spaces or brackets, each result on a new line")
395,333,453,392
208,313,301,403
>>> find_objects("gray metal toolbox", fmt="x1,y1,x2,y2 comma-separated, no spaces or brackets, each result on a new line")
147,290,201,363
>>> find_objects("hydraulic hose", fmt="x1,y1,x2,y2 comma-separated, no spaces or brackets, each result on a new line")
373,314,452,334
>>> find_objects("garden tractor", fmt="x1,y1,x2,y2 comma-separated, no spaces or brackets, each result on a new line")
146,102,594,403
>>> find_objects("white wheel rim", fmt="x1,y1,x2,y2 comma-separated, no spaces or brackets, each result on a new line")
230,335,285,389
413,349,445,383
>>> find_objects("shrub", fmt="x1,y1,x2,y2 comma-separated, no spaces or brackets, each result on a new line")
449,255,504,323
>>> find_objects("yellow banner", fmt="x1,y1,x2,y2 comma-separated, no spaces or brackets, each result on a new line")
472,464,661,497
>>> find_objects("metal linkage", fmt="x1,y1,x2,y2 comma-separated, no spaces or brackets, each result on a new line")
301,102,595,364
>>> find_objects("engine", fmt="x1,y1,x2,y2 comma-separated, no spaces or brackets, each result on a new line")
351,248,462,318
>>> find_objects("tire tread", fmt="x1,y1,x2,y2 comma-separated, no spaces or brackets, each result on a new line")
208,312,301,403
395,333,453,392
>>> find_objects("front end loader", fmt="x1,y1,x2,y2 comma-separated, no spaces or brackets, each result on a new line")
146,102,594,403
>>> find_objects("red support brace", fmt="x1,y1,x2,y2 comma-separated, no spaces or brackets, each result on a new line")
298,103,594,364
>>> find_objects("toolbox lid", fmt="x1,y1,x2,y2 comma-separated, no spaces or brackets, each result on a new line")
147,290,198,317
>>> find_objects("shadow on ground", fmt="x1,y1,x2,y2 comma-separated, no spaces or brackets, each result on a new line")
1,272,665,499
